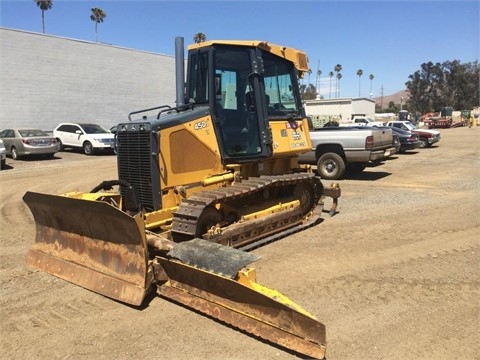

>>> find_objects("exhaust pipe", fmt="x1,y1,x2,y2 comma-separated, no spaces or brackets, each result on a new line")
175,36,185,107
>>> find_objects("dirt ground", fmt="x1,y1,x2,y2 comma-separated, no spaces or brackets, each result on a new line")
0,126,479,360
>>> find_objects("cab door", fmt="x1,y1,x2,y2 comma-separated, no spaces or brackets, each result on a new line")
186,44,272,164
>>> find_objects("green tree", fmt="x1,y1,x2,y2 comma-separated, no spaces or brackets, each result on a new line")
356,69,363,97
387,101,399,113
193,32,206,43
34,0,53,34
405,60,479,113
90,7,107,43
300,83,318,100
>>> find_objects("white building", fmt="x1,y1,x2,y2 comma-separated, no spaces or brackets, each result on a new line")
304,97,375,127
0,28,177,131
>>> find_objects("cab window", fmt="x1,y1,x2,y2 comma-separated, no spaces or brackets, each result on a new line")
262,52,300,115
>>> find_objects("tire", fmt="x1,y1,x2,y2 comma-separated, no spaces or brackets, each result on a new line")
11,147,18,160
83,141,94,155
419,138,429,148
0,159,5,170
45,153,55,159
317,152,346,180
347,162,367,173
56,138,64,151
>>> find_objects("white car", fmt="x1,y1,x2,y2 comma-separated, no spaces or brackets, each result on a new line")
0,139,6,170
54,123,115,155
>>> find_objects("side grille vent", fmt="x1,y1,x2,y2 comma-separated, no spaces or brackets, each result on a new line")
117,130,159,212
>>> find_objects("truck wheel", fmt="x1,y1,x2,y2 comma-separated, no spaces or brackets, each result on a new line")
419,138,429,148
317,152,346,180
83,141,94,155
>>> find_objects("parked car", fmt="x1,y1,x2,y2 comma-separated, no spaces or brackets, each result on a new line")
54,123,115,155
0,128,59,160
386,121,440,148
0,139,6,170
376,126,422,153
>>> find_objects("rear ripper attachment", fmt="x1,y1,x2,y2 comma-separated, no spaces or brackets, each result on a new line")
23,191,329,358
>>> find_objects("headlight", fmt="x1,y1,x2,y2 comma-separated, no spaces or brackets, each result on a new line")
94,138,113,144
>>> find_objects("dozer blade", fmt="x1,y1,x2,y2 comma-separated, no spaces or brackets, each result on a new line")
156,239,327,359
23,191,150,306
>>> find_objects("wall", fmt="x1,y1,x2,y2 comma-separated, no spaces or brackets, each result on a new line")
304,97,375,124
0,28,177,131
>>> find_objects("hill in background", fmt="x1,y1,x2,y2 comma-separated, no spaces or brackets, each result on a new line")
375,89,409,110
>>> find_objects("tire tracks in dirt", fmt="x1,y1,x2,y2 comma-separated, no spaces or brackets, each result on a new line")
312,225,479,279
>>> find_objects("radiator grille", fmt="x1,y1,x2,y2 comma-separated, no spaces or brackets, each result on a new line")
117,130,159,212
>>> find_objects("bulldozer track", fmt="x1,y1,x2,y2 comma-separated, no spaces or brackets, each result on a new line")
171,173,323,249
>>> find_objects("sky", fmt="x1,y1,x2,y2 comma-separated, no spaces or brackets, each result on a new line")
1,0,479,99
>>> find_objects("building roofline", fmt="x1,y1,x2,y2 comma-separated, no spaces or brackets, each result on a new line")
304,97,375,105
0,27,174,58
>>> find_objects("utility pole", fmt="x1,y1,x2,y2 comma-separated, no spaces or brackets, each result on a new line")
380,85,384,110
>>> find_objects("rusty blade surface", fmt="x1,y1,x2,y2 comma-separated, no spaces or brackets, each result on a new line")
23,191,150,306
157,257,326,359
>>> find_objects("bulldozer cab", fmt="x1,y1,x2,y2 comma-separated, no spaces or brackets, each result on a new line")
186,41,306,164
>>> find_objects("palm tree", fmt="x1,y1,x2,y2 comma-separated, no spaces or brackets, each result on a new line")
316,70,322,99
336,72,342,98
34,0,53,34
193,33,206,43
369,73,375,98
356,69,363,97
90,7,107,43
328,71,334,99
334,64,342,98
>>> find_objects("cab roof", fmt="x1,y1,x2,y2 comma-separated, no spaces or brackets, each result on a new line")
188,40,309,76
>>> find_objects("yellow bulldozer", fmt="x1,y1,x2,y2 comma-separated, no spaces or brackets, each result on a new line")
24,37,340,359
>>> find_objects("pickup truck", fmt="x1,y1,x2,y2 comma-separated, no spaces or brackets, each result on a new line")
299,124,398,180
339,117,386,127
386,121,440,148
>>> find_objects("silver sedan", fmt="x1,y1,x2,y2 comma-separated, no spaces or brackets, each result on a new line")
0,128,59,160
